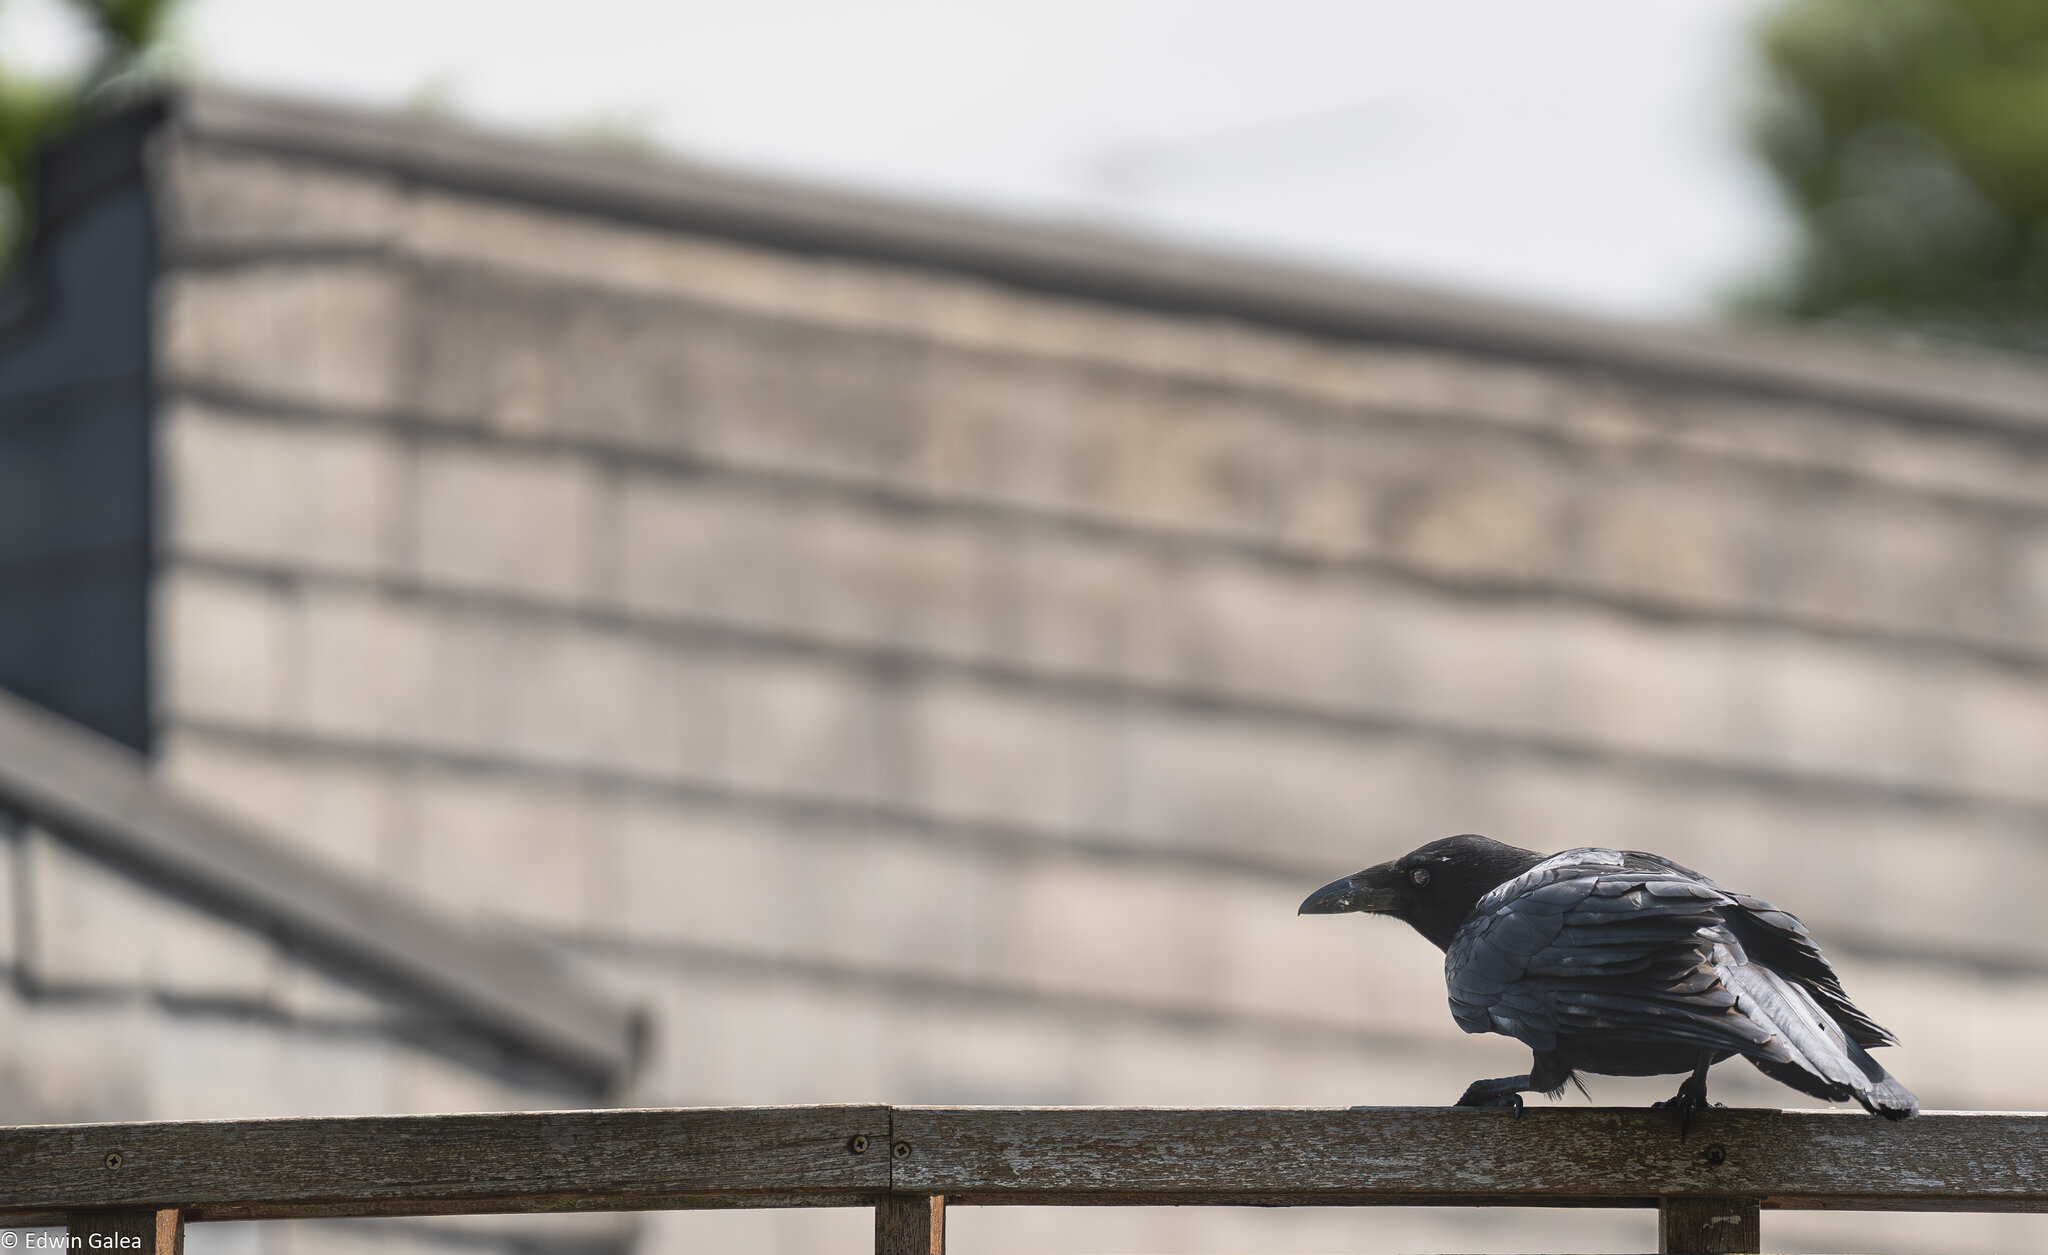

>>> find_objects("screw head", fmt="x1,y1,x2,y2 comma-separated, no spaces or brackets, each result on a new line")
892,1141,912,1159
104,1152,123,1170
848,1135,870,1154
1704,1144,1727,1166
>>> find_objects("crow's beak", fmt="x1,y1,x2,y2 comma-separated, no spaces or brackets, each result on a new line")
1298,865,1404,915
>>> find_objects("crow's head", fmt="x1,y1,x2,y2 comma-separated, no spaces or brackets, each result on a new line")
1298,834,1547,950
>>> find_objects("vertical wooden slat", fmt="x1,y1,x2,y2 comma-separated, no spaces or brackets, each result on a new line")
66,1209,184,1255
154,1210,186,1255
1658,1196,1760,1254
875,1195,944,1255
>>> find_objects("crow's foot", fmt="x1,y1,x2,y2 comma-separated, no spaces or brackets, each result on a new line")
1460,1090,1524,1119
1455,1075,1529,1119
1652,1072,1714,1140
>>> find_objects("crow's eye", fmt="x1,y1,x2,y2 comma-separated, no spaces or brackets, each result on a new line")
1410,867,1431,888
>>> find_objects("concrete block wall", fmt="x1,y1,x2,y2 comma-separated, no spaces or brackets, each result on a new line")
137,125,2048,1253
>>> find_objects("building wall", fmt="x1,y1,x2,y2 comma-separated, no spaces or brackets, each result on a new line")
139,118,2048,1254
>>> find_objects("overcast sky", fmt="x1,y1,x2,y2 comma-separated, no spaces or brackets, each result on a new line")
2,0,1786,319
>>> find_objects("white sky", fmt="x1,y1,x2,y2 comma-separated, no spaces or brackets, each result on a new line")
0,0,1788,319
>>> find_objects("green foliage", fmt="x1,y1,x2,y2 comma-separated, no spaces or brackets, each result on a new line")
1745,0,2048,349
0,0,178,266
0,73,70,263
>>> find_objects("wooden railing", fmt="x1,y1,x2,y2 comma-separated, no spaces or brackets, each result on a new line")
4,1106,2043,1255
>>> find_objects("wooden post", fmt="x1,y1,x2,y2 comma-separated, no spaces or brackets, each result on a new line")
65,1210,185,1255
1658,1196,1760,1254
875,1194,944,1255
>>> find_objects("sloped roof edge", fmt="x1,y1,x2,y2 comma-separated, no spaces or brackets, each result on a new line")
0,686,638,1086
170,84,2048,436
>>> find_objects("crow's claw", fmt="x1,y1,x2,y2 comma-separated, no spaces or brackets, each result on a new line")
1654,1075,1712,1140
1455,1081,1526,1118
1456,1092,1525,1118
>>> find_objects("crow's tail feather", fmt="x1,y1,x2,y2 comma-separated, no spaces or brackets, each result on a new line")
1745,1053,1915,1119
1856,1073,1920,1121
1723,958,1919,1120
1845,1038,1919,1121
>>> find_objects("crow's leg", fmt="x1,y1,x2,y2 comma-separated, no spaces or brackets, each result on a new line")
1528,1051,1581,1100
1438,1052,1576,1118
1452,1075,1530,1118
1350,1074,1530,1116
1651,1054,1716,1140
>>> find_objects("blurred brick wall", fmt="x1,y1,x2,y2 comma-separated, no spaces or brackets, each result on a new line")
138,106,2048,1255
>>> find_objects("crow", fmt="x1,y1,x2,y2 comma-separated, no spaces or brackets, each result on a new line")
1300,834,1917,1127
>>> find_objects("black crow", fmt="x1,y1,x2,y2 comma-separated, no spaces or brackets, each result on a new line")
1300,834,1917,1126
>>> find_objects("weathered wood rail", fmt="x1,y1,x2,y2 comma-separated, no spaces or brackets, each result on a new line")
3,1106,2042,1255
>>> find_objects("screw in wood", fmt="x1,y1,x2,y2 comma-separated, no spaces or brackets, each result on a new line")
104,1152,123,1169
892,1141,912,1159
1704,1144,1727,1166
849,1135,870,1154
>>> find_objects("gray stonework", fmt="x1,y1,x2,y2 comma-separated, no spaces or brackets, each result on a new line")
6,86,2048,1253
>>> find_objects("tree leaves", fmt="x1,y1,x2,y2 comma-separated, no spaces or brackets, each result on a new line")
0,0,177,266
1743,0,2048,351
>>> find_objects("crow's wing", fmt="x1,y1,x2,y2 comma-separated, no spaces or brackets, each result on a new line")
1446,849,1765,1057
1521,849,1899,1048
1716,891,1898,1048
1445,849,1907,1109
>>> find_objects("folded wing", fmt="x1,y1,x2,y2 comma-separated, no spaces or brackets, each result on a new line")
1445,849,1915,1119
